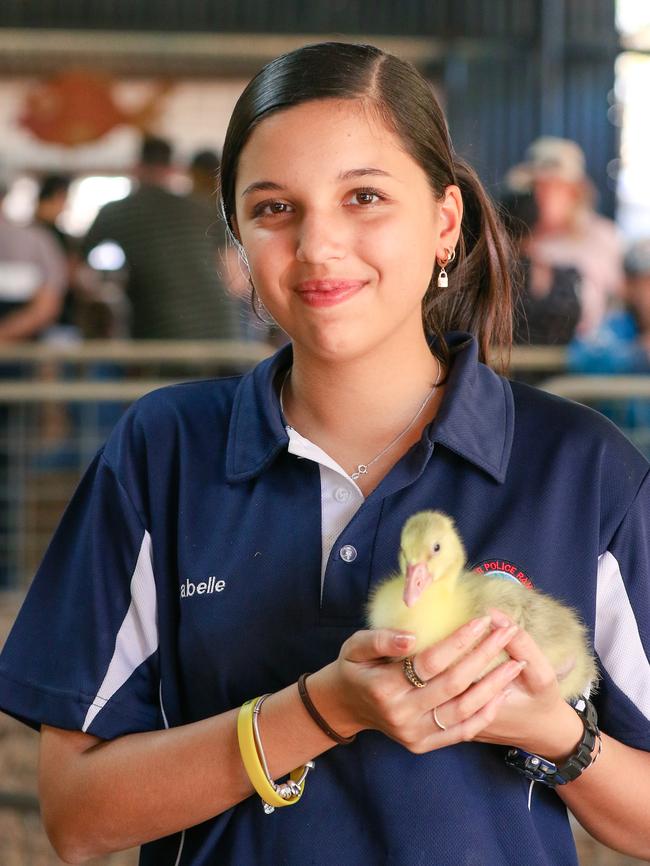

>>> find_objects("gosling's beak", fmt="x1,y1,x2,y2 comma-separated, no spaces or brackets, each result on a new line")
404,562,429,607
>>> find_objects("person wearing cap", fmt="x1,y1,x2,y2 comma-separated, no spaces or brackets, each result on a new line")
507,137,624,337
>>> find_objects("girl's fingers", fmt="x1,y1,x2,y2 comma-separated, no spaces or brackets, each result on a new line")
406,615,492,682
412,620,518,701
430,658,526,729
342,628,416,663
413,688,511,754
487,609,557,692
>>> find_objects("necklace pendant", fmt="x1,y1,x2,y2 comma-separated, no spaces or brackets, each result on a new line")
351,464,368,481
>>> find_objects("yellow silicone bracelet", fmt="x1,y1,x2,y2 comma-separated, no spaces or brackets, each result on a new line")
237,698,307,808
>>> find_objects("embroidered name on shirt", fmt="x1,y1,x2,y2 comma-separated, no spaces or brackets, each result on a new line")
180,576,226,598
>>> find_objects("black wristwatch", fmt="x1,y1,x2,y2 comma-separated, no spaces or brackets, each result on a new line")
504,698,600,787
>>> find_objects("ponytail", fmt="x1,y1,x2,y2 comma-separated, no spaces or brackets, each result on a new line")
422,157,514,375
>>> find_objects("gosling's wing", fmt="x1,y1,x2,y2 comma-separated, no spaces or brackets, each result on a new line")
460,571,597,698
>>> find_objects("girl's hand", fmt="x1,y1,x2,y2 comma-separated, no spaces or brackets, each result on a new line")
319,613,528,754
467,610,584,760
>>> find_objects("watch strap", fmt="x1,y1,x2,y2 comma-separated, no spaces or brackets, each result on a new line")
505,698,600,787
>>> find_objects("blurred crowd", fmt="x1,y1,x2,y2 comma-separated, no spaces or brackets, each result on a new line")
0,135,272,348
1,132,649,384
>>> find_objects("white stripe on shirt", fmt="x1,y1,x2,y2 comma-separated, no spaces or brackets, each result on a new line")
595,550,650,721
82,530,158,732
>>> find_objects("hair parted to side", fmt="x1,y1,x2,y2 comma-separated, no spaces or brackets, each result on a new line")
219,41,513,372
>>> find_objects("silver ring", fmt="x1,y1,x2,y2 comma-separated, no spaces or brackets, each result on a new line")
402,656,427,688
432,706,447,731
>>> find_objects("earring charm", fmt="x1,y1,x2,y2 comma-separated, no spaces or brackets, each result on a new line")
437,247,456,289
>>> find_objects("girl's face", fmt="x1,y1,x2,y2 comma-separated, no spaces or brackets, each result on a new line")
233,98,461,362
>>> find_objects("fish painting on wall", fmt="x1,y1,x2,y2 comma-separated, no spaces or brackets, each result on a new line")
18,69,172,147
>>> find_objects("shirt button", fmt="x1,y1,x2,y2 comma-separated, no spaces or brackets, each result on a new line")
339,545,357,563
334,487,351,503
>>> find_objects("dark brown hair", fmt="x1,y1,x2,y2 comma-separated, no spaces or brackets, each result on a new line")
219,42,513,371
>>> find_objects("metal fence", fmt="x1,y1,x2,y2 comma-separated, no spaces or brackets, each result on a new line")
0,340,272,589
1,341,648,588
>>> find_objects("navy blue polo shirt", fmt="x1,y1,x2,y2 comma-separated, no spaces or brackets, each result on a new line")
1,333,649,866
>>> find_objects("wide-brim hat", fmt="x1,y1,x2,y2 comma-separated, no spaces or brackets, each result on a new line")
505,137,587,192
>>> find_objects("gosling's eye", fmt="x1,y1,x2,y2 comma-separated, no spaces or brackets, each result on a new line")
432,543,441,554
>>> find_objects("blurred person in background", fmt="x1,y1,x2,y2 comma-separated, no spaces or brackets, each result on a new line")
33,173,81,332
507,137,623,336
35,174,73,252
185,148,239,331
568,238,650,452
83,136,238,341
0,171,66,342
569,238,650,373
190,148,283,345
500,189,581,347
188,148,221,208
0,168,67,584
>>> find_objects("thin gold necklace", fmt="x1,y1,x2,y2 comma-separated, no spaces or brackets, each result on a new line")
279,358,441,481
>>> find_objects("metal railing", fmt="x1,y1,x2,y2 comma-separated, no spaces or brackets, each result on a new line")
0,340,564,372
540,375,650,457
0,343,646,589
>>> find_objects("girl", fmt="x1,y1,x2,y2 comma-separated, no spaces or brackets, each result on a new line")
0,42,649,866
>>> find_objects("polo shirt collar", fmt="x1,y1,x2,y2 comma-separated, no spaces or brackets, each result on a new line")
429,333,514,483
225,342,292,482
225,333,514,484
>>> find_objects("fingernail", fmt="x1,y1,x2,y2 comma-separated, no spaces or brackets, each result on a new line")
394,633,415,650
469,615,492,636
490,609,512,628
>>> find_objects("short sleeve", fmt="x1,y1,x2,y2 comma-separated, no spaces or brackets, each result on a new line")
0,450,162,739
593,469,650,749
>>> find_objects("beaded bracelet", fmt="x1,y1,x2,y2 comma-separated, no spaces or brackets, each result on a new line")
237,696,315,814
297,673,356,745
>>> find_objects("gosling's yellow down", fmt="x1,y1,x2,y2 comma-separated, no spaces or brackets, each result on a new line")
367,511,597,701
